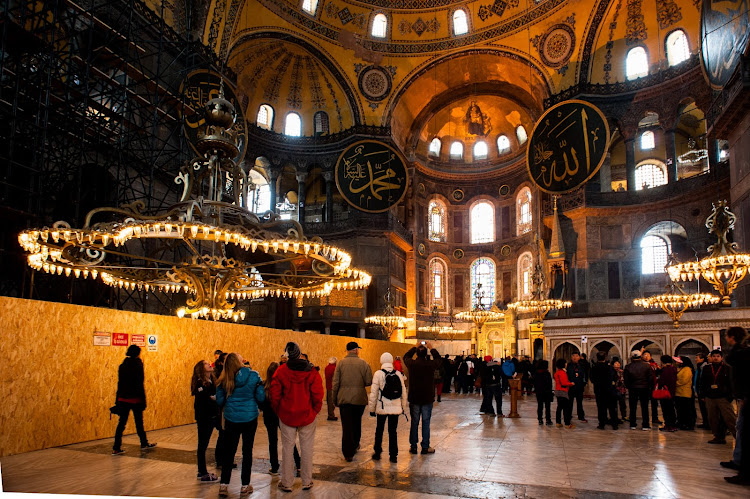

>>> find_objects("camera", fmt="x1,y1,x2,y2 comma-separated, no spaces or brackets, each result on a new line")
421,341,426,345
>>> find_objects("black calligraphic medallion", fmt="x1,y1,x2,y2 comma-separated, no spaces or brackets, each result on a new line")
180,70,247,163
700,0,750,90
335,140,408,213
526,99,610,195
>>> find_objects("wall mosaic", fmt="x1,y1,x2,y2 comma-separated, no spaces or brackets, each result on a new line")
219,0,242,59
207,0,227,49
625,0,647,46
531,14,575,72
656,0,682,29
306,56,327,109
287,56,304,109
263,52,293,103
398,17,440,37
603,0,623,84
478,0,520,22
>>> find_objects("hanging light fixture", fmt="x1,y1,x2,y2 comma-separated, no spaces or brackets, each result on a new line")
455,284,503,354
667,200,750,306
18,79,371,320
365,288,413,339
418,305,461,340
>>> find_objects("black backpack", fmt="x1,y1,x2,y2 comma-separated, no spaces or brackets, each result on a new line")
380,369,402,400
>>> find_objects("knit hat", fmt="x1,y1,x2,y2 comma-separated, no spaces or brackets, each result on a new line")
631,350,641,358
380,352,394,364
285,341,301,360
484,355,492,362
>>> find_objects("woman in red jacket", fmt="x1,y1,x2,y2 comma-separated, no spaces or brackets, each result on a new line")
270,342,324,492
554,358,576,429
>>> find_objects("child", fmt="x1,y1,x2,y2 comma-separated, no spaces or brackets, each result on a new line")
554,358,575,429
533,360,553,425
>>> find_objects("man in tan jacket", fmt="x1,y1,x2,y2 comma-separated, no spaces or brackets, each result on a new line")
332,341,373,461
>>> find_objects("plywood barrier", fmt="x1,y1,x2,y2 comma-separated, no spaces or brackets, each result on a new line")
0,296,413,456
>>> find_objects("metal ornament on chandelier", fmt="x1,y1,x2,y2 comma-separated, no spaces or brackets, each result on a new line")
365,288,413,339
418,305,461,340
667,200,750,306
18,79,371,321
455,284,503,355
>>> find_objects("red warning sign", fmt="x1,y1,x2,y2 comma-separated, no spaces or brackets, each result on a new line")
112,333,129,346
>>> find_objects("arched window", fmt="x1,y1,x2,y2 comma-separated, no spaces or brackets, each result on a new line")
473,140,488,159
516,187,532,235
450,141,463,159
516,125,528,145
626,47,649,80
517,252,533,300
256,104,274,130
313,111,329,135
302,0,318,15
635,162,667,190
640,130,655,150
428,200,446,242
429,258,447,308
666,30,690,66
471,201,495,243
471,257,496,309
641,235,669,274
252,183,271,213
284,112,301,137
429,137,441,157
452,9,469,35
371,13,388,38
497,135,511,154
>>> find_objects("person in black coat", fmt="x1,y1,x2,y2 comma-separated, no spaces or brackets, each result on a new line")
566,353,587,422
590,352,618,430
112,345,155,455
479,356,503,416
192,359,220,481
533,360,553,425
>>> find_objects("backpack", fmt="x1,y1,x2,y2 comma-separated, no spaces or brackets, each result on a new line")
380,369,402,400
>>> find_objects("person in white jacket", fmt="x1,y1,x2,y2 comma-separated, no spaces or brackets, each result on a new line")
368,352,408,463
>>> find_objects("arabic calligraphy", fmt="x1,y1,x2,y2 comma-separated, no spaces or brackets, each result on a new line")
700,0,750,89
526,100,610,194
336,141,408,213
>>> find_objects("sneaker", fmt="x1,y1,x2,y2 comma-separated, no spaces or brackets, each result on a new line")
597,425,606,430
268,468,279,476
579,419,588,423
141,443,157,450
539,420,544,425
111,449,125,456
372,452,381,460
497,413,505,418
721,461,740,470
630,426,637,430
565,424,576,429
219,484,228,497
546,421,553,426
556,423,563,428
240,485,253,495
277,482,293,492
200,473,218,482
302,482,314,490
409,447,418,454
642,427,651,431
389,456,397,463
708,438,727,444
421,447,435,454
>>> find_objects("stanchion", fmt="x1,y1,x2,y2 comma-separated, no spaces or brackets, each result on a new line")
508,378,521,418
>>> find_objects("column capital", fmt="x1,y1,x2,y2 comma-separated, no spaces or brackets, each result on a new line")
296,171,309,183
322,171,334,182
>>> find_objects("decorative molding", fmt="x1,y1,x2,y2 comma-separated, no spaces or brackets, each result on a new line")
625,0,647,46
603,0,623,84
398,17,440,37
656,0,682,29
478,0,520,22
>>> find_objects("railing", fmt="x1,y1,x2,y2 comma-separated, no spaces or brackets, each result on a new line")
304,211,412,243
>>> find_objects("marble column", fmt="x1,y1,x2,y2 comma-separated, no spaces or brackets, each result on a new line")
323,171,334,223
664,129,677,184
296,171,307,222
625,138,636,191
268,168,280,214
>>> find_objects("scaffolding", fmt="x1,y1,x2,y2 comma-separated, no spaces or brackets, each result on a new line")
0,0,224,313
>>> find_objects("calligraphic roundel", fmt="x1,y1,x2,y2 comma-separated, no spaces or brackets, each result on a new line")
180,70,248,164
700,0,750,90
335,140,409,213
526,100,610,195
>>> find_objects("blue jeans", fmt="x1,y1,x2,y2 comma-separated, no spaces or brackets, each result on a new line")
409,403,433,449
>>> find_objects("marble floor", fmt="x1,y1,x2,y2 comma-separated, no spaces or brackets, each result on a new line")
0,392,743,498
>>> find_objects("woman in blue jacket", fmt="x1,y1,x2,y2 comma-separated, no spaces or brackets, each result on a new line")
216,353,265,496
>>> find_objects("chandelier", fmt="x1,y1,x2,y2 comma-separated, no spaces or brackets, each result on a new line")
455,284,503,354
418,305,461,339
677,138,708,165
365,288,413,339
18,81,371,321
508,257,571,322
667,200,750,306
633,281,719,328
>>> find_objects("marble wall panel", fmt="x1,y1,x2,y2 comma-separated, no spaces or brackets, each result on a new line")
0,296,412,456
588,262,608,300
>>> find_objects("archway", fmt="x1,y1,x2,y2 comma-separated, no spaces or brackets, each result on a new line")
553,342,580,367
591,340,621,362
674,339,709,360
632,339,664,358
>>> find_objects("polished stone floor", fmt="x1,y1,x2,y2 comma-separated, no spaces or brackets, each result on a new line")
0,392,743,498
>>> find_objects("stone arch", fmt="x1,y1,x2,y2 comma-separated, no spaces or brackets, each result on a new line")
590,340,621,362
674,338,710,359
552,341,580,365
630,338,665,359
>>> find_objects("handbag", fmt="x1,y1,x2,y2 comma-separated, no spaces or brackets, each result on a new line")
554,389,569,399
109,404,122,419
474,376,482,388
652,386,671,400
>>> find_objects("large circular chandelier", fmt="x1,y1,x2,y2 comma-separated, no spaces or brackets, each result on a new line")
18,81,371,321
633,290,719,328
667,200,750,306
365,288,413,339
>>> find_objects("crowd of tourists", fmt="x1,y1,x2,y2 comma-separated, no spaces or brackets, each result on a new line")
109,327,750,493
